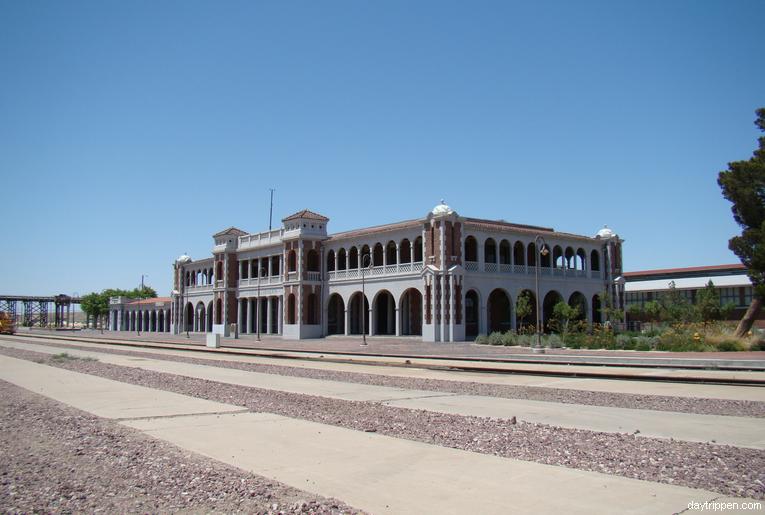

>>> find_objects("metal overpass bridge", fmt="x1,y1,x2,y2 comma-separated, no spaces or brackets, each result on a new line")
0,295,82,328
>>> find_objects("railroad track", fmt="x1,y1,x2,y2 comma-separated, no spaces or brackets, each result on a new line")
3,332,765,387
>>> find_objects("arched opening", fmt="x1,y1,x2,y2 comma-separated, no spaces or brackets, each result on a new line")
337,248,347,270
591,250,601,272
270,256,279,276
499,240,511,265
543,291,563,332
400,239,412,263
207,301,213,332
488,289,512,333
185,272,190,287
553,246,564,269
239,299,248,333
184,303,194,332
568,291,588,322
541,245,552,268
326,249,336,272
306,293,318,324
484,238,497,264
386,241,397,265
361,245,371,267
413,236,423,262
287,250,297,272
527,242,536,267
465,289,479,338
327,294,345,335
215,298,222,325
286,294,296,324
349,292,369,335
374,290,395,335
158,310,165,332
464,236,478,262
373,243,384,267
592,295,602,324
307,249,319,272
240,262,249,280
513,242,525,266
400,288,422,336
349,247,359,268
576,248,587,271
150,311,157,332
196,302,206,332
564,247,575,269
516,289,536,331
216,261,223,282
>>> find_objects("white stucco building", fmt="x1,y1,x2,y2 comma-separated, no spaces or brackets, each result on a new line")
109,202,624,341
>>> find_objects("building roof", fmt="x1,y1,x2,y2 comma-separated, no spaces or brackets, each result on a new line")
328,219,421,241
282,209,329,222
127,297,172,305
213,227,247,237
624,264,745,280
464,217,554,234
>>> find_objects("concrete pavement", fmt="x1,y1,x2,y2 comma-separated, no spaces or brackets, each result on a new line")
0,353,757,515
3,338,764,448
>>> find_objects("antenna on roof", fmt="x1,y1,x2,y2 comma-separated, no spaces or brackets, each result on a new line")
268,188,275,231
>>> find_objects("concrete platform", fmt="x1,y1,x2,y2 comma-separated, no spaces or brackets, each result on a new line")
4,338,764,448
0,353,757,515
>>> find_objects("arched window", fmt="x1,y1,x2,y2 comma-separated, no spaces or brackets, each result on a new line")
373,243,384,267
306,249,319,272
326,249,336,272
414,236,423,262
499,240,511,265
464,236,478,262
590,250,600,271
287,250,297,272
216,261,223,281
337,248,347,270
386,241,397,265
513,242,525,266
287,294,296,324
484,238,497,264
400,239,412,263
349,247,359,268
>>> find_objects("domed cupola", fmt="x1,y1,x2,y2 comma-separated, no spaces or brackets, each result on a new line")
176,253,192,264
595,225,615,239
431,199,455,217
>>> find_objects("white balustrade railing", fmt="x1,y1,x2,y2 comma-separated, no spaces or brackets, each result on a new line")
484,262,498,273
412,262,424,272
307,271,321,281
513,264,525,274
384,265,397,275
328,271,336,280
465,261,478,272
499,263,512,273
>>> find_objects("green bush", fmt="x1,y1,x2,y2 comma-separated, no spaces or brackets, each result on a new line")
715,340,746,352
501,332,517,346
516,334,534,347
475,335,489,345
633,336,654,351
750,340,765,351
488,332,504,346
545,334,563,348
565,332,587,349
615,334,634,350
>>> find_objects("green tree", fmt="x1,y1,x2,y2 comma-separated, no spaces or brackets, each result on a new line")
80,292,109,332
551,300,580,341
695,280,723,326
515,291,533,331
658,282,697,323
718,108,765,337
643,300,662,330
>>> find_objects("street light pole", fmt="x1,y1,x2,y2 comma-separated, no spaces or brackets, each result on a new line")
360,254,372,346
534,235,549,354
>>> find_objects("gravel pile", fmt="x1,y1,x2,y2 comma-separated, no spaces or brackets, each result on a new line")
0,380,361,514
3,346,764,500
14,338,765,418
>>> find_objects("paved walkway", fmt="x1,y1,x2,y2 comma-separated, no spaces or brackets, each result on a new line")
6,334,765,402
0,354,756,515
4,338,764,448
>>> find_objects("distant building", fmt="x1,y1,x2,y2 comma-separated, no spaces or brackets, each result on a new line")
624,264,763,327
108,202,625,341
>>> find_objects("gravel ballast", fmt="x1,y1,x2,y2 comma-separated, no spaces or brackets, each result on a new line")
0,380,360,514
10,337,765,418
2,346,764,500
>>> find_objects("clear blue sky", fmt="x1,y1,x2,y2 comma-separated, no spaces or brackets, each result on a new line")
1,0,763,297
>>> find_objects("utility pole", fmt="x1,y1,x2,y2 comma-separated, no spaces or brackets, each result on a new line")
268,188,275,231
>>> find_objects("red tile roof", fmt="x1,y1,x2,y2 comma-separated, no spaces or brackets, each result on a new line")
328,219,421,241
624,264,745,278
282,209,329,222
213,227,247,237
128,297,172,305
